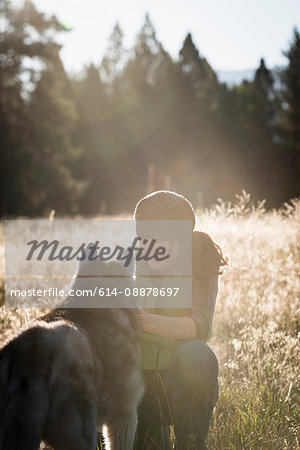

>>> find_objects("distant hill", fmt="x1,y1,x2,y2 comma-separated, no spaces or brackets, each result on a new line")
217,69,255,85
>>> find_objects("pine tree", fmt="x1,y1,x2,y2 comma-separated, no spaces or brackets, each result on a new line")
29,48,82,214
71,63,111,214
0,0,80,216
280,28,300,197
100,23,127,90
281,29,300,150
179,33,217,104
76,64,107,123
253,58,275,130
126,14,172,92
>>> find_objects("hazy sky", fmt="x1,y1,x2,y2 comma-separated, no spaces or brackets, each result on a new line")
31,0,300,73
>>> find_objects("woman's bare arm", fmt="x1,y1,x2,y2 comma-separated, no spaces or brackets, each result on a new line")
137,307,197,340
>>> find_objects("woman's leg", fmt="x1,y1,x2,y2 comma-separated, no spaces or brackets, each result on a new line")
135,371,170,449
163,340,219,450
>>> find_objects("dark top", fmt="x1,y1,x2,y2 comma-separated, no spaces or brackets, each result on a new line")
186,272,219,340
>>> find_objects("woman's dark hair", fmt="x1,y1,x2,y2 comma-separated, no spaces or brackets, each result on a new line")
192,231,227,276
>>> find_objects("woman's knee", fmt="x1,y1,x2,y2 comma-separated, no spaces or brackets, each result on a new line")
174,340,218,373
167,340,219,393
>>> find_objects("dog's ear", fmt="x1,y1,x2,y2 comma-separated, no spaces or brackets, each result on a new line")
105,259,134,277
85,241,99,259
75,243,135,278
76,242,99,276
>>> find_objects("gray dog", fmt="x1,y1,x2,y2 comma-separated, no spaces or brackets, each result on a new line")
0,258,144,450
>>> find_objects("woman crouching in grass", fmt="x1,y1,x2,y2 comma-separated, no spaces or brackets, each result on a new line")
134,190,226,450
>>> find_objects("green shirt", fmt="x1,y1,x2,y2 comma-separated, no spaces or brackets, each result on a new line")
140,273,218,371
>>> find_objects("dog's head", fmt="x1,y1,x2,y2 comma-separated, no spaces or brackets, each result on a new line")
76,242,134,278
69,242,135,308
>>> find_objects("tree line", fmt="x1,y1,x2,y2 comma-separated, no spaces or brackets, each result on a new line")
1,0,299,216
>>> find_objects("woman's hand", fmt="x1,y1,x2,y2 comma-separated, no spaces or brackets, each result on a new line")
137,306,197,340
137,306,161,334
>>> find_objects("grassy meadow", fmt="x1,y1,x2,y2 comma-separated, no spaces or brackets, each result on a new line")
0,192,299,449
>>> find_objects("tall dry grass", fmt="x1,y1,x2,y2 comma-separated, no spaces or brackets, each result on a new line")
0,192,299,449
200,192,300,449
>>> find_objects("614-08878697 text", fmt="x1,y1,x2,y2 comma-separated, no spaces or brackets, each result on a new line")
8,286,180,298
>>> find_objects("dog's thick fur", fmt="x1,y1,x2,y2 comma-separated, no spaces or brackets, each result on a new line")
0,259,144,450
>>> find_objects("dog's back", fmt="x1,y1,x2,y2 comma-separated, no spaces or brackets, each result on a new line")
0,260,144,450
0,321,99,449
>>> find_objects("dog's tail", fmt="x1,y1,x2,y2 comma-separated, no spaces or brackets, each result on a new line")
0,342,49,450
